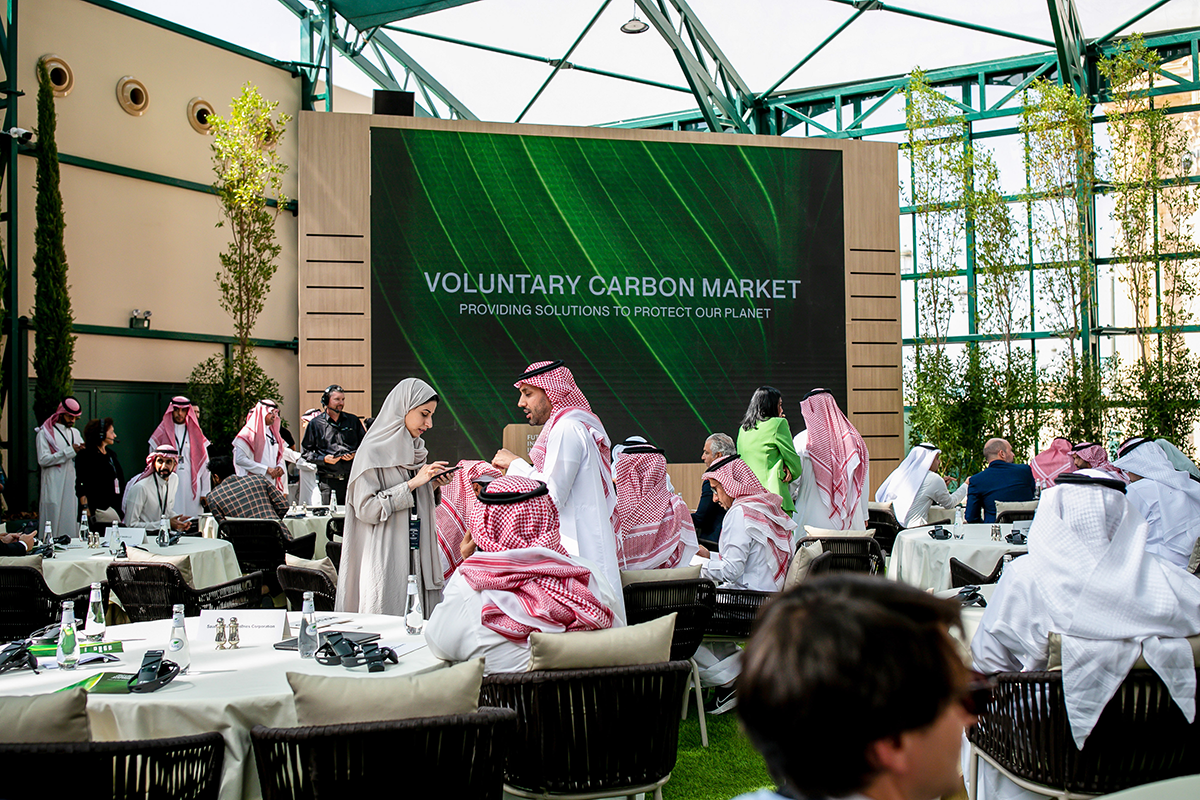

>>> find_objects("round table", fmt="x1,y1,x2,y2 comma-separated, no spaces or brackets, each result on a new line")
0,613,442,800
43,535,241,595
200,513,342,560
889,524,1028,591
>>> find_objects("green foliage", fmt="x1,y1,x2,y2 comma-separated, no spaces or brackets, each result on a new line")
1099,35,1200,452
207,83,290,401
31,60,76,425
1020,78,1101,443
186,353,282,456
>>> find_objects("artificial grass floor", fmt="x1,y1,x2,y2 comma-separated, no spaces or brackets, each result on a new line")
664,709,776,800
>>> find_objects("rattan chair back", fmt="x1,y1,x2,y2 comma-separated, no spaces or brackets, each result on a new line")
969,668,1200,797
622,578,716,661
276,565,336,612
0,565,91,642
795,535,884,575
996,508,1037,524
949,552,1026,588
0,731,224,800
806,550,837,576
867,506,903,553
251,708,515,800
480,660,690,798
218,519,292,593
105,561,264,621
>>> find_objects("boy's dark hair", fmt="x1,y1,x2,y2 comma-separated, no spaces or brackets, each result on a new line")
738,575,965,799
208,456,236,482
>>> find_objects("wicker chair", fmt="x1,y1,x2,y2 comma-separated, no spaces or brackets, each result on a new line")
806,549,837,575
967,668,1200,800
276,565,336,612
996,508,1038,524
218,519,314,594
949,552,1026,588
106,562,265,622
704,585,775,640
867,502,903,554
251,708,516,800
795,535,885,575
0,566,94,642
0,730,223,800
325,517,343,573
480,660,691,799
623,579,717,746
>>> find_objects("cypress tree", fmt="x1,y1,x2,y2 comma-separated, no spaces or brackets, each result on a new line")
31,60,75,424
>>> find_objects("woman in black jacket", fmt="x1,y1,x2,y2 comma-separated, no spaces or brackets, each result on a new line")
75,417,125,524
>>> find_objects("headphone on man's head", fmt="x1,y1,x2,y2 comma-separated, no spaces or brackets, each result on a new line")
321,385,344,408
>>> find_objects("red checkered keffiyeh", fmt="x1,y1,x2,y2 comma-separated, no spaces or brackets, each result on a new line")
614,448,695,570
436,460,502,580
457,476,614,644
515,362,618,535
150,397,210,500
703,457,794,582
799,390,869,529
39,398,82,455
235,400,285,492
1071,442,1126,482
1032,437,1075,488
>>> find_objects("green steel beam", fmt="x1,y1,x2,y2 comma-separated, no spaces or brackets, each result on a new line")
824,0,1055,49
278,0,478,120
382,25,691,94
18,149,299,213
635,0,752,133
3,0,26,510
81,0,301,75
69,324,298,352
1096,0,1177,45
515,0,610,124
759,5,869,100
1046,0,1088,96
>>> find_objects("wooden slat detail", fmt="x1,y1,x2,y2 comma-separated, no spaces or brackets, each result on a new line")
847,320,901,344
843,142,901,252
303,236,368,262
850,369,902,390
303,289,368,314
299,111,373,412
849,343,902,365
848,249,900,275
849,411,903,436
849,274,900,298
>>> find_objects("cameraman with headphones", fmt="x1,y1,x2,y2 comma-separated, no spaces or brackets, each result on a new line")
300,385,366,506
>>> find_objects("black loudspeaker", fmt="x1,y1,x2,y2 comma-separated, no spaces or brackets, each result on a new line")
373,90,415,117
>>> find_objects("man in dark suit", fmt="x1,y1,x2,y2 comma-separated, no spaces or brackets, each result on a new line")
693,433,733,548
965,438,1036,523
0,530,37,556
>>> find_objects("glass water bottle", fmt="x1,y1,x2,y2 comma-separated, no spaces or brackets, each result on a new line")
83,582,106,642
56,601,78,670
168,604,191,674
298,592,319,658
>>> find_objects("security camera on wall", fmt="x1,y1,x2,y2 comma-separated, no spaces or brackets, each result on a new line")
4,128,32,143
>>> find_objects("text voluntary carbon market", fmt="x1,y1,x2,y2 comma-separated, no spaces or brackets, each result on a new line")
424,272,803,300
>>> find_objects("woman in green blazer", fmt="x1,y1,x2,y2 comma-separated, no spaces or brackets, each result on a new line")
735,386,803,514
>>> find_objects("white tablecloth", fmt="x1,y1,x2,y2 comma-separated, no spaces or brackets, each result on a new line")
43,536,242,595
889,524,1028,591
200,514,341,560
0,613,442,800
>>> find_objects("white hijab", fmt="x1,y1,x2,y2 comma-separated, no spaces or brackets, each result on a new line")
348,378,442,593
874,443,938,524
980,474,1200,747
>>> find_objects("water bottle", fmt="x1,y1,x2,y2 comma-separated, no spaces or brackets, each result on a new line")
298,591,319,658
56,601,78,670
78,510,89,544
158,515,170,547
168,604,191,674
107,522,119,552
405,575,424,635
330,490,340,514
43,521,52,546
84,582,106,642
1000,552,1014,577
954,506,964,537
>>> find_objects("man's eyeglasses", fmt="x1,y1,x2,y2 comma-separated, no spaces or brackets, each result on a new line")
960,671,997,716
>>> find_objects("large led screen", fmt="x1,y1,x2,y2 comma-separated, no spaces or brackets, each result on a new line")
371,126,845,461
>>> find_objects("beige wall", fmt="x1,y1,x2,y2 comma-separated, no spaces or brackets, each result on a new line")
13,0,303,425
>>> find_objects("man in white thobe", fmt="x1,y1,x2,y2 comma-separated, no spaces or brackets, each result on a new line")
36,398,84,540
968,469,1200,800
875,443,968,527
148,396,210,517
233,399,287,495
492,360,624,620
791,389,869,531
1112,439,1200,568
124,446,191,531
695,455,796,708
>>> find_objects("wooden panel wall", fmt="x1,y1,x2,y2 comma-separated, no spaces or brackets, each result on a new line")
299,114,903,494
298,112,373,417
